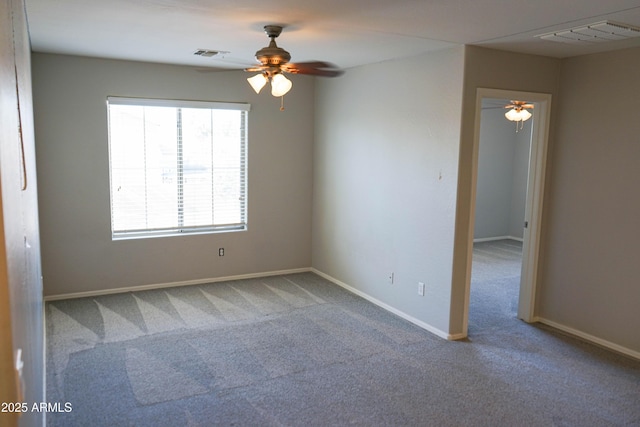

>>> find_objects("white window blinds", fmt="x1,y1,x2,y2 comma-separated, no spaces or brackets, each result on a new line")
107,97,249,239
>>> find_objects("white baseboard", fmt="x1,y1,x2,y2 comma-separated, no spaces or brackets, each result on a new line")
536,317,640,361
46,267,459,342
310,268,459,341
43,267,312,301
473,235,523,243
44,267,640,361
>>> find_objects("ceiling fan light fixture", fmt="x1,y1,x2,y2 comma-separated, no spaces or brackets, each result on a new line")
505,108,519,121
247,73,268,94
270,73,292,97
244,25,342,107
505,108,532,122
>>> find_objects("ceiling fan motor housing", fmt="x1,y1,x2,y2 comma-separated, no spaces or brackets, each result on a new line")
255,25,291,66
255,42,291,66
246,24,342,79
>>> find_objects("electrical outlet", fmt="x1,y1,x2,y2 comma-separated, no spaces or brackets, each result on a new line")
218,248,224,256
388,272,394,285
418,282,425,296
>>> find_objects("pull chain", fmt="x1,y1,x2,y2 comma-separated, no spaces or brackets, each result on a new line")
280,96,285,111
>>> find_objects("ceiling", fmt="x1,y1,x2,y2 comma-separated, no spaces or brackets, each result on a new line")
25,0,640,72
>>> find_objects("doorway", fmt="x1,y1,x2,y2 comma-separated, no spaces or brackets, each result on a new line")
464,88,552,334
469,97,532,332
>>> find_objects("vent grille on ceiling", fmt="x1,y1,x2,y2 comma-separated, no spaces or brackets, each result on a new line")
193,49,230,57
538,20,640,44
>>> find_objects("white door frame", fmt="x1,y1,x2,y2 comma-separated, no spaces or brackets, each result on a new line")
465,88,552,327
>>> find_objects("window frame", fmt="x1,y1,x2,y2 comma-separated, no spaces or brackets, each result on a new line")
106,96,250,240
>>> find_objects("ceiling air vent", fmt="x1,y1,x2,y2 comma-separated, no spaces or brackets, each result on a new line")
538,20,640,44
193,49,229,57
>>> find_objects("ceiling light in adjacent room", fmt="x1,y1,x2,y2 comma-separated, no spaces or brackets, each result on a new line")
505,108,532,122
504,100,534,131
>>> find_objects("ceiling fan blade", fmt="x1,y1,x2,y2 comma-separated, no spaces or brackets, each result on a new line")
283,61,344,77
288,61,334,69
195,66,243,73
291,68,344,77
522,104,535,109
241,26,345,80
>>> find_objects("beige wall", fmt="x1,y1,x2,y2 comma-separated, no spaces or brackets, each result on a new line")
451,46,561,335
0,0,45,425
313,47,465,336
538,47,640,353
454,45,640,356
31,43,640,356
32,54,315,296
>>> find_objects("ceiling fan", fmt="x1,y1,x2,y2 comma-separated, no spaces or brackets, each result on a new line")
504,100,534,130
245,25,344,104
504,100,534,111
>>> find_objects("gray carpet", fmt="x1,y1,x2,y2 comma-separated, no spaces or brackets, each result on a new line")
46,245,640,426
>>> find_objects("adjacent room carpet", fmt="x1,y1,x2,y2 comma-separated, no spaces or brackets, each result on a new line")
46,243,640,426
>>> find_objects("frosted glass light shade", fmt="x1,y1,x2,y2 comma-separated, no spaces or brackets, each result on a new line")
505,108,519,121
271,73,292,97
519,109,532,121
247,73,268,94
505,108,532,122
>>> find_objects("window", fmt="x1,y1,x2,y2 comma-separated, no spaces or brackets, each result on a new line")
107,97,249,239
